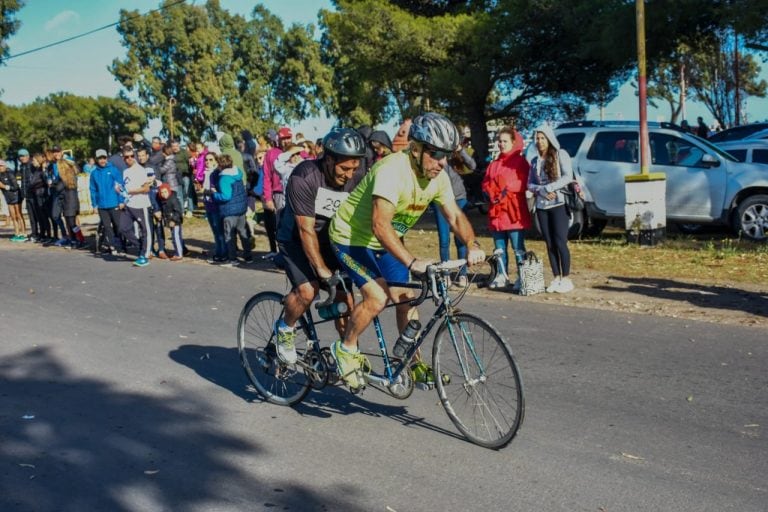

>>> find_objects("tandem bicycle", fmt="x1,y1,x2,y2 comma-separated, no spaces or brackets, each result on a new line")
236,254,525,449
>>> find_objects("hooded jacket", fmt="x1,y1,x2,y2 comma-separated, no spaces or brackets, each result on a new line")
482,148,531,231
213,167,247,217
89,161,125,209
527,124,573,210
219,133,245,179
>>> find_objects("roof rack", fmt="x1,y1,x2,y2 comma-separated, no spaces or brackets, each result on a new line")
556,120,686,132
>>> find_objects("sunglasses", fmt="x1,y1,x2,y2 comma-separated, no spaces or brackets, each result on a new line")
123,154,135,159
424,147,451,160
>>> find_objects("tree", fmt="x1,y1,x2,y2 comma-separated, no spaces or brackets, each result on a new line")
645,44,695,123
0,0,24,66
112,0,334,141
322,0,638,164
0,94,146,158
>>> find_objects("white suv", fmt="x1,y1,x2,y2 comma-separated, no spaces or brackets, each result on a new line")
551,121,768,241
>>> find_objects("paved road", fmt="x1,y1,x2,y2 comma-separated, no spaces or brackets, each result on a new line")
1,247,766,512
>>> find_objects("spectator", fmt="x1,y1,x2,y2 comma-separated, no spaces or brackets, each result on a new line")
219,132,244,179
19,148,47,243
482,125,531,291
369,130,393,163
138,147,164,258
119,147,154,267
171,139,194,217
262,127,292,255
89,149,126,256
57,154,85,248
0,159,26,241
148,136,164,169
696,116,709,139
212,153,252,267
274,144,304,190
48,146,72,246
528,124,574,293
31,153,52,242
156,183,185,261
200,151,226,263
82,157,97,174
430,149,471,286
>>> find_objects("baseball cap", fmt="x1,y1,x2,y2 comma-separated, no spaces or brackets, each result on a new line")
52,145,62,152
278,127,293,139
18,148,29,156
95,149,108,158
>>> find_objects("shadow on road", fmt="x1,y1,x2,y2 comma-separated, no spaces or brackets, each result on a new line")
594,276,768,318
1,347,362,511
169,344,465,445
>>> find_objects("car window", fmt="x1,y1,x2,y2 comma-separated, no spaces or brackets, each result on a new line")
587,131,638,162
753,149,768,164
650,132,721,167
725,149,747,162
555,132,585,158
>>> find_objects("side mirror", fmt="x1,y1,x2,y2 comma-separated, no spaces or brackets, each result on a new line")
701,153,720,167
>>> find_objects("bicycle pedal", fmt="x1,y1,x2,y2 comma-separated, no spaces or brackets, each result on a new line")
350,385,365,395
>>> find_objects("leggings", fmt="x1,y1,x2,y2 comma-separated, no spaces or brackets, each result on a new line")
536,205,570,277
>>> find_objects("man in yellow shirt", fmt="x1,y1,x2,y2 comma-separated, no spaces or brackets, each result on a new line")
329,112,486,390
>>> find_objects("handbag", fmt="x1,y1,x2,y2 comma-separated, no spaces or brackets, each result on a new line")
562,182,584,214
519,251,545,296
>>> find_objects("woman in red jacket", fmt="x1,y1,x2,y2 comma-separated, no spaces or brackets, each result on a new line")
481,125,531,291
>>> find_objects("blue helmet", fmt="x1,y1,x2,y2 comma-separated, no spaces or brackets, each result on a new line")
322,128,366,158
408,112,460,152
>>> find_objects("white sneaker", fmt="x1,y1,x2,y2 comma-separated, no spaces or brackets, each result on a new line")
546,276,562,293
488,273,509,289
556,277,574,293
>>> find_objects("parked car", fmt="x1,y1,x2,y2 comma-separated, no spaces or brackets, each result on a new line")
716,140,768,165
707,122,768,143
544,120,768,241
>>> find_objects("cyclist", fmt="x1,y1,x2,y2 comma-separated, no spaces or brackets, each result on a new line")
328,112,486,390
273,128,367,364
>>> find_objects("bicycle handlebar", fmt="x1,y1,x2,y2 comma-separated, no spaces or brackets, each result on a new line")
315,271,348,309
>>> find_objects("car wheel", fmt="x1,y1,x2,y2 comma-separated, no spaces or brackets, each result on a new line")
582,217,607,237
734,194,768,241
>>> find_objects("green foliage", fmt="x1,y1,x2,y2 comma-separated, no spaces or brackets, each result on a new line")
0,94,147,159
111,0,333,141
0,0,24,65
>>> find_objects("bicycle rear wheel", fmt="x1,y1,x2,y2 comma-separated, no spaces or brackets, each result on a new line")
433,313,524,449
237,291,311,406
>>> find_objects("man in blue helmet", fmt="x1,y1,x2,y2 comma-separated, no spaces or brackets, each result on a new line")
272,128,368,364
328,112,486,390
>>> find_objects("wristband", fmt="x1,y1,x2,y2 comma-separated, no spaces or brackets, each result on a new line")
407,258,417,270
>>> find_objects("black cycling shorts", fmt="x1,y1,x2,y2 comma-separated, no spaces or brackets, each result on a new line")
278,240,341,289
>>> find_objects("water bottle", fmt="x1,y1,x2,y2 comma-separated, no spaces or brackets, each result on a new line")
392,319,421,359
316,301,348,320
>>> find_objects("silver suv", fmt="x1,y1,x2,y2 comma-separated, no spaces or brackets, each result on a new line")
551,121,768,241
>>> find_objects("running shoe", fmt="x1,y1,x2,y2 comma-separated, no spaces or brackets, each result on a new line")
330,340,370,390
546,276,562,293
557,276,574,293
488,272,509,289
274,324,298,364
133,256,150,267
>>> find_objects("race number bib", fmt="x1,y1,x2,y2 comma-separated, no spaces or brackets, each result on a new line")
314,187,349,218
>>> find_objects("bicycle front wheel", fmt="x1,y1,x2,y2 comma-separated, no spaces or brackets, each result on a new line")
433,313,524,449
237,291,311,406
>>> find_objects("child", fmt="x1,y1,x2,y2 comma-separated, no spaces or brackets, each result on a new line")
156,183,184,260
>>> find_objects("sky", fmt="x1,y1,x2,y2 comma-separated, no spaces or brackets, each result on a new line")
1,0,767,141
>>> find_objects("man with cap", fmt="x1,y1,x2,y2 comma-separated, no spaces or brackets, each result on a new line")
119,146,154,266
261,126,293,255
89,149,127,255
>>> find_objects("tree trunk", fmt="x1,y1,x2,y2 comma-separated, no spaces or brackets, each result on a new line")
466,104,489,170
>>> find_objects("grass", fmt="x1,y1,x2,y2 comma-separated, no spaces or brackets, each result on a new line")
143,210,768,287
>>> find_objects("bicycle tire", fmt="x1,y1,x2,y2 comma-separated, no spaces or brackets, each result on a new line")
433,313,524,449
237,291,312,406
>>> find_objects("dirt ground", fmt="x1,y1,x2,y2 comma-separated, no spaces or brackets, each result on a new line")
3,213,767,330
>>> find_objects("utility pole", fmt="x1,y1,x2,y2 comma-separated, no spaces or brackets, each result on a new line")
734,31,741,126
624,0,666,246
168,97,177,141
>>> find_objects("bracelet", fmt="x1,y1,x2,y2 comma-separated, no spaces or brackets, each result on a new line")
407,258,417,270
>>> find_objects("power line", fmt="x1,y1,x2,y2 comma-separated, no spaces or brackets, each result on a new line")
4,0,188,62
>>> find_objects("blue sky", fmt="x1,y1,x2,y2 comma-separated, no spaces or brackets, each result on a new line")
1,1,767,139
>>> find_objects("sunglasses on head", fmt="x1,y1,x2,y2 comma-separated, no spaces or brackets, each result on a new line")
423,146,451,160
